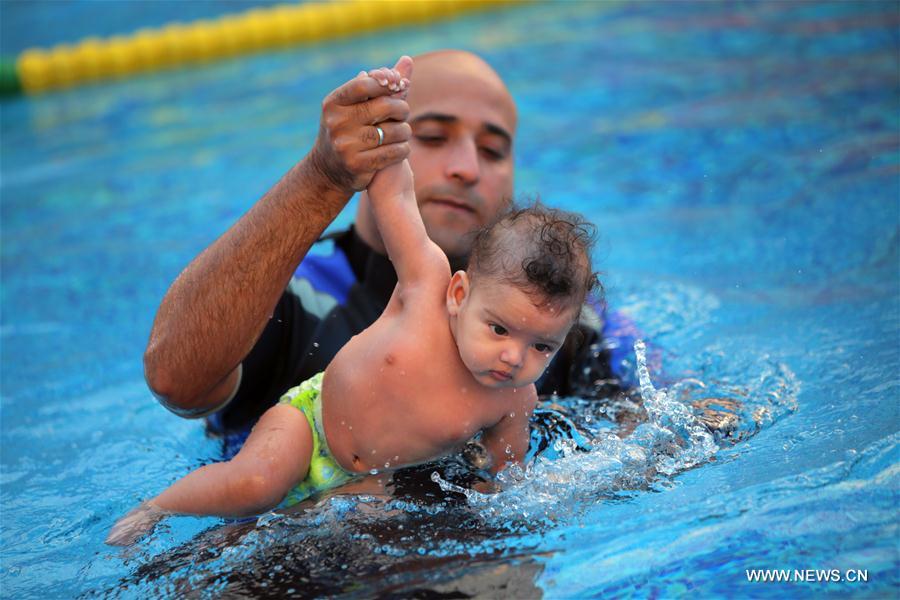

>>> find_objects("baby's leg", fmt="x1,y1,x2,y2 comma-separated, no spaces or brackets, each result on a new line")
155,404,314,516
107,405,313,545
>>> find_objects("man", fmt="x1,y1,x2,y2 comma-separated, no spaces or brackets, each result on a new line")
144,51,634,451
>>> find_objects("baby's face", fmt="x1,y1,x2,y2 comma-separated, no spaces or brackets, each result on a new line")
447,273,576,389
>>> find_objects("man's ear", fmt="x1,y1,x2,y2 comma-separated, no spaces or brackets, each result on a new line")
446,271,470,316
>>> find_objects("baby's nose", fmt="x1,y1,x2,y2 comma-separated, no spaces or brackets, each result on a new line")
500,346,523,368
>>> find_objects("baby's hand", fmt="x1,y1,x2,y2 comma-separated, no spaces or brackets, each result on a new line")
367,65,409,96
105,501,168,546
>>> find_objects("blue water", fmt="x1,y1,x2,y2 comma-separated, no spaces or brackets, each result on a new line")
2,1,898,598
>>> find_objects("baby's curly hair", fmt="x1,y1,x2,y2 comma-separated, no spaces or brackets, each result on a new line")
467,200,601,313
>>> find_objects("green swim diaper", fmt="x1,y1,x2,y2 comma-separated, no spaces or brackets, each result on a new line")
278,372,354,506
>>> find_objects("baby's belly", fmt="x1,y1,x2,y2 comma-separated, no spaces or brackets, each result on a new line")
324,361,479,473
322,317,489,471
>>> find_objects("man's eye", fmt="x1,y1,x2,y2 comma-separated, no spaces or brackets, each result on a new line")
480,146,506,160
490,324,508,336
415,135,445,145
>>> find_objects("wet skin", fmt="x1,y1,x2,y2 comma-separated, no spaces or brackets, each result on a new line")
323,267,574,476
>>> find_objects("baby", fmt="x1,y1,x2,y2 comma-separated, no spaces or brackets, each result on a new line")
108,63,598,545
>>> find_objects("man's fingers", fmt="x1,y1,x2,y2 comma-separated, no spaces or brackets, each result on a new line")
393,55,413,82
364,95,411,125
329,57,412,107
361,121,411,149
327,73,397,107
355,142,411,173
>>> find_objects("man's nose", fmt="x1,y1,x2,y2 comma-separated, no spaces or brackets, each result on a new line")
444,138,480,185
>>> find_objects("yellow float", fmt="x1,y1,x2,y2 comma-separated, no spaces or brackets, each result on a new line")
1,0,525,95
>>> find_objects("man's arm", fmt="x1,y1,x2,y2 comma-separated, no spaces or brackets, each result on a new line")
145,63,412,416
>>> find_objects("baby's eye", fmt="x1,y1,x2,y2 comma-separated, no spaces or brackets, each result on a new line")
490,323,508,336
534,343,553,354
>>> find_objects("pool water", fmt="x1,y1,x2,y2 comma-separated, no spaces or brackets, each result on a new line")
2,1,898,598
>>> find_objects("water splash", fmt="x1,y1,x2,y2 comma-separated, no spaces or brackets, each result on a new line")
431,340,727,525
112,340,801,596
633,339,718,474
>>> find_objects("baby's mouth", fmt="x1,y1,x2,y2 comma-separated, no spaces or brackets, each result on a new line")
489,370,513,382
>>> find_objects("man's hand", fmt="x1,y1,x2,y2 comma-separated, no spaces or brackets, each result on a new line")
310,56,414,193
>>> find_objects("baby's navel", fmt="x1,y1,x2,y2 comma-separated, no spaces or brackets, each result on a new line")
384,354,396,365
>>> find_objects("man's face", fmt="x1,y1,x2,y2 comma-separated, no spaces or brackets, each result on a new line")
407,55,517,260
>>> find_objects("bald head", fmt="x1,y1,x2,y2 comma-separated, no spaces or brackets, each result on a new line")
409,50,517,131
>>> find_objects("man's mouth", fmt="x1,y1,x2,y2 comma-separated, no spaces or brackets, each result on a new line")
429,197,476,214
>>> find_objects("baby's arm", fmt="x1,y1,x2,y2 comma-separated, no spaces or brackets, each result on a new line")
106,404,313,545
480,386,538,475
366,63,451,288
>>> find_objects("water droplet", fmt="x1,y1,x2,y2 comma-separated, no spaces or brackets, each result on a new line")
348,425,353,430
313,342,319,348
371,449,377,454
384,462,391,468
509,412,516,418
504,444,512,454
369,469,378,475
